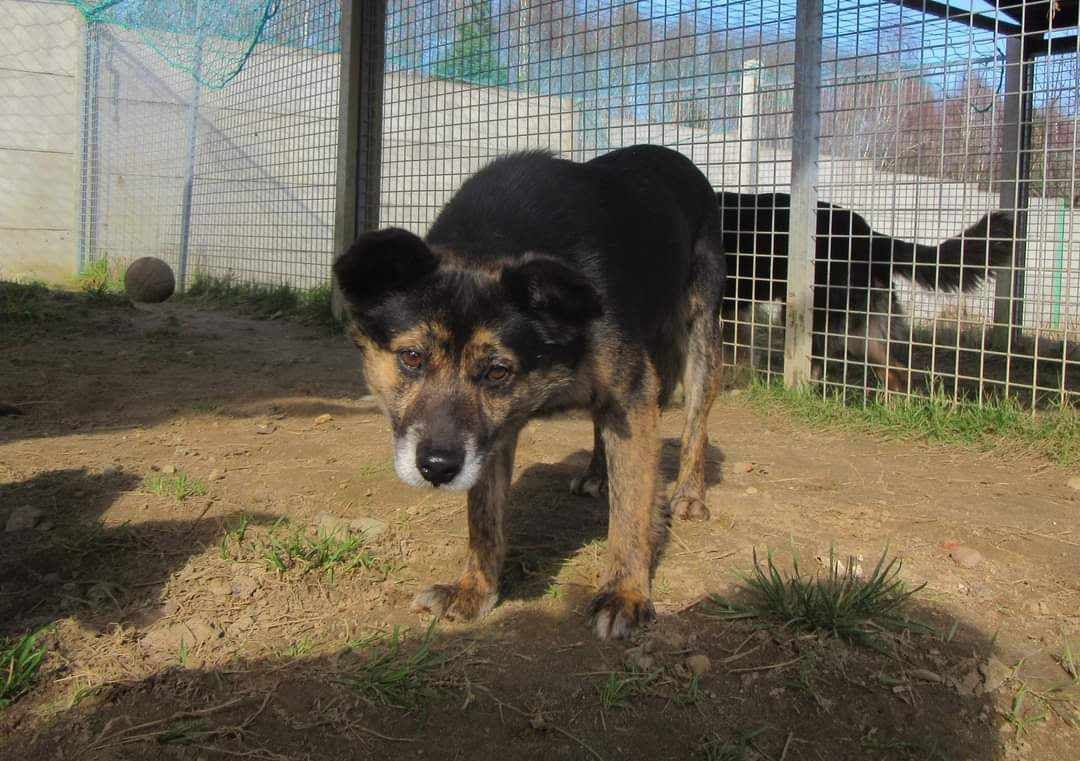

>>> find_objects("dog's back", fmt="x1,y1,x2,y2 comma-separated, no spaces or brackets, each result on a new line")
428,145,723,398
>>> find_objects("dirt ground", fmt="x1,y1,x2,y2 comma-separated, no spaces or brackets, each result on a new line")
2,294,1079,761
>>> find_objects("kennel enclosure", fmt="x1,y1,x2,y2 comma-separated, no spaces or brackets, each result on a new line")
4,0,1078,405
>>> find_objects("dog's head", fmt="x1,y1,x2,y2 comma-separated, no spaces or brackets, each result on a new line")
334,228,601,491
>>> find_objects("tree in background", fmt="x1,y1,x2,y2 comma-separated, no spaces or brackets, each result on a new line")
433,0,509,87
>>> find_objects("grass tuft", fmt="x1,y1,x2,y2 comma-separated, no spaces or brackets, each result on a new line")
143,471,208,502
335,623,448,709
698,726,769,761
179,273,341,334
0,629,49,709
219,517,395,582
704,548,925,648
76,258,126,297
746,378,1080,466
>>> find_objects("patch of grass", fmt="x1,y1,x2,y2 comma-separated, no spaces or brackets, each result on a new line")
703,548,925,649
746,378,1080,466
1059,633,1079,684
261,521,388,582
157,718,211,745
1,629,49,708
177,638,190,667
143,471,208,502
282,637,314,659
0,280,50,322
674,674,703,707
698,726,768,761
335,624,448,709
596,669,658,710
189,400,223,415
179,273,342,334
77,258,125,297
1005,685,1048,737
221,518,396,582
219,514,252,560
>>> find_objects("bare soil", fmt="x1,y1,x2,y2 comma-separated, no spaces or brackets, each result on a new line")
1,296,1078,761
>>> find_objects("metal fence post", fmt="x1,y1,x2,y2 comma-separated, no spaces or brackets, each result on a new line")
76,19,101,274
992,35,1031,349
333,0,387,321
785,0,822,387
176,28,203,293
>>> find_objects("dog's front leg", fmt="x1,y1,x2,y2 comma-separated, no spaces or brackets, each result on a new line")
411,430,519,622
588,399,661,640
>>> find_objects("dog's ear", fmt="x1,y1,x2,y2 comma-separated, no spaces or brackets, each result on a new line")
333,228,437,312
501,257,602,339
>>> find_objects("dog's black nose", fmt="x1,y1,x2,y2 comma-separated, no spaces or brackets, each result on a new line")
416,444,464,486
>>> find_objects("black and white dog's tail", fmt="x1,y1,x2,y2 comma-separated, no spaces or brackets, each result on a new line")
873,210,1015,292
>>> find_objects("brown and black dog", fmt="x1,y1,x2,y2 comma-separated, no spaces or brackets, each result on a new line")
333,145,726,639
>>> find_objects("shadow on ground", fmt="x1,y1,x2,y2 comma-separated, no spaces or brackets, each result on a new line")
0,468,274,637
1,590,1004,761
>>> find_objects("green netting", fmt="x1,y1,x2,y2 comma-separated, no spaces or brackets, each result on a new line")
68,0,279,89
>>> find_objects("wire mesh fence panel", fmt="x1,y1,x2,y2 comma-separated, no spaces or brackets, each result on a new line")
815,0,1079,408
1,0,84,284
380,1,797,386
73,0,341,291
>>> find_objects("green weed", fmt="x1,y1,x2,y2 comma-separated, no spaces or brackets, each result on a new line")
0,629,49,708
143,471,208,502
335,624,448,709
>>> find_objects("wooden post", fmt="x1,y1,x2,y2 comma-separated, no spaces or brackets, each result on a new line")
332,0,387,321
785,0,822,387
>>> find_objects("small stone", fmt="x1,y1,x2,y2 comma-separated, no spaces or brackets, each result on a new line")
658,630,687,650
910,668,943,683
1067,475,1080,491
207,579,232,597
685,654,711,677
979,657,1011,692
255,423,276,435
624,646,655,672
731,461,755,474
315,512,348,536
949,546,984,569
225,614,255,638
744,487,759,496
208,469,224,482
36,521,54,532
160,464,177,475
349,517,388,540
230,575,259,598
5,505,43,532
314,413,334,426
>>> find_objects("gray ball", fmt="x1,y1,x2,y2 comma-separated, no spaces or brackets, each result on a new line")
124,257,175,303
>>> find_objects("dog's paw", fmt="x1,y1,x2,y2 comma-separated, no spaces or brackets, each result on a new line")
670,495,710,521
410,583,497,622
587,587,655,640
569,472,607,498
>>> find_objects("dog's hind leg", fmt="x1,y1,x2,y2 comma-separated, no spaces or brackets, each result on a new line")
569,418,607,498
670,246,724,522
411,428,520,622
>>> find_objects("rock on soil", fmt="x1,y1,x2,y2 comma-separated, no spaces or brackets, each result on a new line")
5,505,43,532
140,618,221,658
949,545,984,569
685,654,711,677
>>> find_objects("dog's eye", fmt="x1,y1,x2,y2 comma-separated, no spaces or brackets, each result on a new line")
398,349,424,371
485,364,511,383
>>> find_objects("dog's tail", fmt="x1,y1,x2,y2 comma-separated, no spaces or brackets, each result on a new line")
872,210,1015,292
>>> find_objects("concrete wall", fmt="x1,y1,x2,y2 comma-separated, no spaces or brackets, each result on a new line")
0,0,82,283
